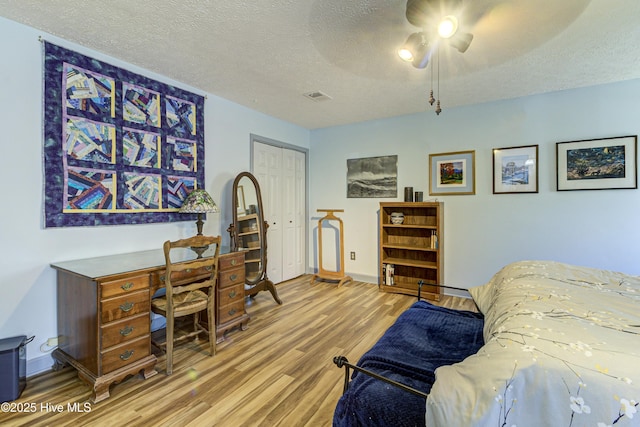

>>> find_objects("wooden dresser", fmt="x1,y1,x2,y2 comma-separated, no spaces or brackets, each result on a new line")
51,246,245,402
52,264,158,403
216,251,250,342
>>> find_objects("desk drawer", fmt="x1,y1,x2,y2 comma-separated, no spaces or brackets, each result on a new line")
152,266,214,288
218,300,244,324
218,283,244,306
101,275,149,299
219,252,244,270
219,266,244,289
101,313,149,348
101,336,149,374
101,291,149,323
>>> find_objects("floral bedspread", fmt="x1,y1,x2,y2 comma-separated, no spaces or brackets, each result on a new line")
425,260,640,427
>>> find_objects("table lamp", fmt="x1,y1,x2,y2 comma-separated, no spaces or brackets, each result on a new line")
179,188,219,235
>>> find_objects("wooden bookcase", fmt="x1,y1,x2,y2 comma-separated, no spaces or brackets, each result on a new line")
379,202,443,301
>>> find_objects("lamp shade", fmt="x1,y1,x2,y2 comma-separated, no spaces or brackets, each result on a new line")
179,189,219,213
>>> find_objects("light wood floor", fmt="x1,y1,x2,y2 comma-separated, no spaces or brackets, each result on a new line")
2,275,476,427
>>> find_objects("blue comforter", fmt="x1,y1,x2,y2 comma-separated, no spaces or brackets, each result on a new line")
333,300,484,427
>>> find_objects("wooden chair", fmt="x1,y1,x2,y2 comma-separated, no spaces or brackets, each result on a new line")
151,235,221,375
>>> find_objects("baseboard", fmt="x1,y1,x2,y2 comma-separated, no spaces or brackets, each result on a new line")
347,272,378,284
444,287,472,298
27,353,55,378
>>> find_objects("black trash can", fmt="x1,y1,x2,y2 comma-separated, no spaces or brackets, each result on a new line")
0,335,30,403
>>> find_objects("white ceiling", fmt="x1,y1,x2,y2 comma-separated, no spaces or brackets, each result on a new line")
1,0,639,129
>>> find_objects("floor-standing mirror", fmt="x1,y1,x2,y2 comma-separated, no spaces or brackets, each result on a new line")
229,172,282,305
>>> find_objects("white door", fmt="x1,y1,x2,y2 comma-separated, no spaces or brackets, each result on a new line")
253,141,306,283
282,149,296,280
292,150,305,278
254,142,283,283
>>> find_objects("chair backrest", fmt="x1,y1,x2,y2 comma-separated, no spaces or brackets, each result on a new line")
162,235,221,301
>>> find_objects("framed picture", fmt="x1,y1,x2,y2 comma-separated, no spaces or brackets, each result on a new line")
556,136,637,191
347,155,397,198
236,185,246,214
493,145,538,194
429,150,475,195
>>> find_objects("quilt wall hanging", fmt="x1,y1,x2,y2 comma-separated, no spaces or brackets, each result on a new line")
43,42,205,227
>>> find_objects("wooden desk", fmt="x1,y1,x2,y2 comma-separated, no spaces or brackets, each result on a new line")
50,246,248,402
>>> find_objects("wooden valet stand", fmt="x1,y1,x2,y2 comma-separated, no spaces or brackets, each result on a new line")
311,209,353,287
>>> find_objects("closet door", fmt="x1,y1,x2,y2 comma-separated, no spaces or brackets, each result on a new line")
293,150,305,278
254,142,283,283
282,149,305,280
253,141,306,283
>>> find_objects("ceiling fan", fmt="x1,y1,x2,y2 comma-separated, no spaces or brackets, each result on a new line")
398,0,474,69
396,0,479,114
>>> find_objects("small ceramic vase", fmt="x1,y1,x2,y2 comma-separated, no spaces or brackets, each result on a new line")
390,212,405,224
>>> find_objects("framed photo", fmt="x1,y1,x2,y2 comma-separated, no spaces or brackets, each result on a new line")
556,136,637,191
429,150,475,195
347,155,397,198
493,145,538,194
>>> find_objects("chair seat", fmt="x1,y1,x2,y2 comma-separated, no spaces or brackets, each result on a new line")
151,289,208,316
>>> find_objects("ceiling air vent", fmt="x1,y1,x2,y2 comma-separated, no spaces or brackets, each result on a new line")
303,91,332,102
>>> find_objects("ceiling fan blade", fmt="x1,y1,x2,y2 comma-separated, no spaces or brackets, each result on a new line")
406,0,463,28
406,0,506,31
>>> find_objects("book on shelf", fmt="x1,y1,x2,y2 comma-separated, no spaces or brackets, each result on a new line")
429,230,438,249
383,263,395,285
382,264,386,284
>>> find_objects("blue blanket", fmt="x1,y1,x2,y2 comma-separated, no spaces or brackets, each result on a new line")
333,300,484,427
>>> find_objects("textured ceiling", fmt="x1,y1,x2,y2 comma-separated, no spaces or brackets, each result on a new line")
1,0,639,129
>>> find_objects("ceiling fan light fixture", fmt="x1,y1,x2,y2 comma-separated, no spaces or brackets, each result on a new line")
398,32,429,66
449,31,473,53
398,47,414,62
437,15,458,38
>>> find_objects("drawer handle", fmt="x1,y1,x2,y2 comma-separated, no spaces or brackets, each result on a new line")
186,268,192,273
228,290,237,298
230,274,238,281
121,282,134,291
119,302,134,312
160,275,165,282
205,266,213,271
230,259,237,266
228,308,237,316
120,350,134,361
120,325,134,336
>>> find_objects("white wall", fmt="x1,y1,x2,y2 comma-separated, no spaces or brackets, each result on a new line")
0,16,309,373
310,79,640,290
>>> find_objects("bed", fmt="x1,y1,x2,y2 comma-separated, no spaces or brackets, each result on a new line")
333,260,640,426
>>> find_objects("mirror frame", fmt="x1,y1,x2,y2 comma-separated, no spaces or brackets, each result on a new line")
231,172,265,286
229,172,282,304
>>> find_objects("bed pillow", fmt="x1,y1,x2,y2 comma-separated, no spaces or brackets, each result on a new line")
468,282,493,314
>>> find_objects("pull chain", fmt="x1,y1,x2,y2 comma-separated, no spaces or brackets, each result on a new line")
429,54,435,106
435,45,442,115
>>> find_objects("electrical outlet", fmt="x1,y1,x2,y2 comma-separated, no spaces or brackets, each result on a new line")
350,251,356,260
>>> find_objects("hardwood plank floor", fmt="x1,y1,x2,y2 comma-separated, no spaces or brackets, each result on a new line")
1,276,477,427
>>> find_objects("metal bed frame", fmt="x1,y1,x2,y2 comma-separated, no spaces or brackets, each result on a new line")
332,281,475,398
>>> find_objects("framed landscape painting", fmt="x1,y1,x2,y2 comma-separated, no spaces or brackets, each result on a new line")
429,150,475,195
493,145,538,194
556,136,637,191
347,155,397,198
